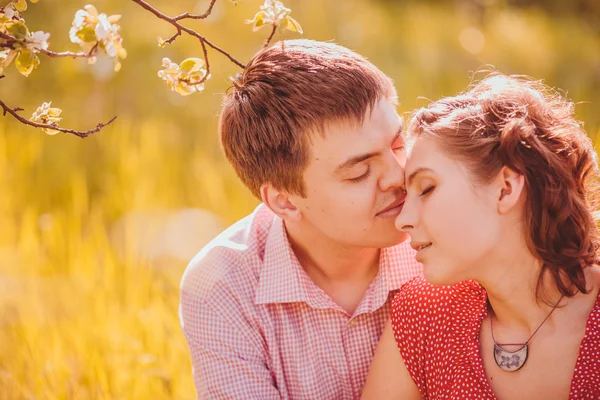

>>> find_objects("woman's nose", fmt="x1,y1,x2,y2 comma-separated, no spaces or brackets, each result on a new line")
395,197,415,232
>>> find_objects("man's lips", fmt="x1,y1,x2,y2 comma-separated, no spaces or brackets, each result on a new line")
376,197,406,217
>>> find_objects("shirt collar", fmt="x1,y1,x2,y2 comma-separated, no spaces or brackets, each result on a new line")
255,216,333,308
353,245,412,315
255,215,413,312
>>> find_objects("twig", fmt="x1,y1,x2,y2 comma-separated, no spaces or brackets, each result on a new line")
37,47,97,60
264,25,276,48
184,39,211,86
0,32,16,42
131,0,246,69
164,30,181,45
0,98,117,138
173,0,217,21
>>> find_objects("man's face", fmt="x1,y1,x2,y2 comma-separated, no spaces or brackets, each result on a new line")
289,98,409,248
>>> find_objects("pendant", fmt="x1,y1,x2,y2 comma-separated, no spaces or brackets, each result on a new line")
493,343,528,372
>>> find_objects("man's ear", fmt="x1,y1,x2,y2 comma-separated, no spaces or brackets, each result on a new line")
260,183,302,222
496,166,525,214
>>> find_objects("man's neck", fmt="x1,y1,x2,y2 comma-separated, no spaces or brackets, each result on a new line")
284,220,381,314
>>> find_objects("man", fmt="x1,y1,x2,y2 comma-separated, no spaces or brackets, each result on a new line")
180,39,421,399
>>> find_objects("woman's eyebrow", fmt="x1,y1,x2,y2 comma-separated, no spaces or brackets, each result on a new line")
406,167,434,187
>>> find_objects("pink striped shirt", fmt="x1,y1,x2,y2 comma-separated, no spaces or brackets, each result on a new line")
180,204,422,399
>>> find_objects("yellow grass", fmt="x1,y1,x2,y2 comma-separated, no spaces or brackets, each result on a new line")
0,120,256,399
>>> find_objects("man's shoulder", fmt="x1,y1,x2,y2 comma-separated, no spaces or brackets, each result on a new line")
180,204,275,304
383,241,423,285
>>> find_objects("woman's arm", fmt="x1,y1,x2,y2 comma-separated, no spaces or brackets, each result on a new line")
361,319,422,399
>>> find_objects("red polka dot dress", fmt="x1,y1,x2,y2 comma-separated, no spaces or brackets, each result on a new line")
390,277,600,399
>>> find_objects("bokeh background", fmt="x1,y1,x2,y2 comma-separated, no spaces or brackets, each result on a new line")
1,0,599,398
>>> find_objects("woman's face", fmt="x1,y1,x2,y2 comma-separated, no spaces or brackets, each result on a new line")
395,135,503,286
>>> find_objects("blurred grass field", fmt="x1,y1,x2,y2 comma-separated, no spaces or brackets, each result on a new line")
0,0,599,398
0,120,256,398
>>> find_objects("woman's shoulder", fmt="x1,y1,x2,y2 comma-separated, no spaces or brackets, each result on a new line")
389,277,488,394
392,276,486,314
390,276,487,338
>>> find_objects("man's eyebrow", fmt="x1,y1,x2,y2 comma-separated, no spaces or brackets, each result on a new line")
335,151,380,173
406,167,434,187
335,122,404,173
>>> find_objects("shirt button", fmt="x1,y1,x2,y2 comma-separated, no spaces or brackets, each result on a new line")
348,319,356,328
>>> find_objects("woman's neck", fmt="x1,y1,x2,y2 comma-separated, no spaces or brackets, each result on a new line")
476,243,565,334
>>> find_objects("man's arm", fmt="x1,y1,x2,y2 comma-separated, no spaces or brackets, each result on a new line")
361,320,421,399
180,289,280,399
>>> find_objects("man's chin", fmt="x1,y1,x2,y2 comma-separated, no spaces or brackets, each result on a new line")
367,230,410,249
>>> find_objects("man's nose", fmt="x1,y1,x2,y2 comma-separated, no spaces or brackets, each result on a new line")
379,152,405,192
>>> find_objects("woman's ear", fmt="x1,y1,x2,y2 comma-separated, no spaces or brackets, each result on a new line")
496,166,525,214
260,184,302,222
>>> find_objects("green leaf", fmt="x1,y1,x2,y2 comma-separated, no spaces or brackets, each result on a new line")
47,108,62,118
245,11,270,32
179,58,204,75
15,48,38,77
6,20,29,41
277,17,288,33
75,27,97,43
284,16,303,34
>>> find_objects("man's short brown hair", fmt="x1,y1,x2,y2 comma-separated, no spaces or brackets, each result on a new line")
219,39,397,199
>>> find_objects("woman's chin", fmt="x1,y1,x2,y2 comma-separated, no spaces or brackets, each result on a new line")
422,264,458,287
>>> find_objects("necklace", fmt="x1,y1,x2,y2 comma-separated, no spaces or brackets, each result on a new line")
490,295,564,372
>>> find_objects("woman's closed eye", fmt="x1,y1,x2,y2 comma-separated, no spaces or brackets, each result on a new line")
420,185,435,197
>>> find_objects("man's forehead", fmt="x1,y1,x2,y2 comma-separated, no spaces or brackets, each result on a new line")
307,124,403,172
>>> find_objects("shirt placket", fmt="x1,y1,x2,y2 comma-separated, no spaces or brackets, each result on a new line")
341,314,361,399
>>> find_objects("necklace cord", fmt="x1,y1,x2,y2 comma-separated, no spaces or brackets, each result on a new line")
490,295,565,347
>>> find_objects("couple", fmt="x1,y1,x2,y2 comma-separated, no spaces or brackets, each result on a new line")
180,39,600,399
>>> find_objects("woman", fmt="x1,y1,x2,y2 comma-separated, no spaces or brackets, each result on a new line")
362,73,600,399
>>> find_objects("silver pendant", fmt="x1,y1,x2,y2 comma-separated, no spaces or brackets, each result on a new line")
493,343,528,372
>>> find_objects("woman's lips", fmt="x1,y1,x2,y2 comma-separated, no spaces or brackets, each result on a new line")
415,243,432,262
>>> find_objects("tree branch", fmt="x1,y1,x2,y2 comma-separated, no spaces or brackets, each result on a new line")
0,97,117,139
131,0,246,69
